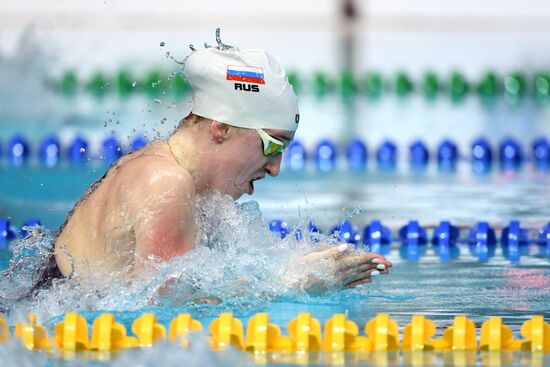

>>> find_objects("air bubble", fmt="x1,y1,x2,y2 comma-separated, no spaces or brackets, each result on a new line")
160,41,165,47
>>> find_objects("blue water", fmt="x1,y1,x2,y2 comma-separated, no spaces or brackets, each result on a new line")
0,167,550,314
1,163,549,366
3,161,550,229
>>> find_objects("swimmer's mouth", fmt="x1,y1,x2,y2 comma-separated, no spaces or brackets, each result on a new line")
248,176,264,195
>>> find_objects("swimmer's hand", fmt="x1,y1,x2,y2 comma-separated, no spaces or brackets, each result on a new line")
152,278,222,307
282,243,393,295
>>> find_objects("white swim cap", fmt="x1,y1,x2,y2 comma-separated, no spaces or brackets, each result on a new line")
183,39,300,132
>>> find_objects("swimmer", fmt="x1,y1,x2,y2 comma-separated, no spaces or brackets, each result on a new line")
43,30,392,295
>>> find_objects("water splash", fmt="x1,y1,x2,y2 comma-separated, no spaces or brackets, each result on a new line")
0,192,319,323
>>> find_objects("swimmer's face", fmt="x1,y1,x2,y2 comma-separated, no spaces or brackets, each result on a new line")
213,126,294,199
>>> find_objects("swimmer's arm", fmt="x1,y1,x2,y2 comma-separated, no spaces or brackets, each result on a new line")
131,172,196,269
281,244,393,295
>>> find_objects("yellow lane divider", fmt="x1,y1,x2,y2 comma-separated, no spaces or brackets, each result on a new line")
169,313,202,348
0,314,9,343
14,314,51,350
90,313,137,350
0,312,549,353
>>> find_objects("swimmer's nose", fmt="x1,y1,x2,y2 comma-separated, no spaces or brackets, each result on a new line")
265,153,282,177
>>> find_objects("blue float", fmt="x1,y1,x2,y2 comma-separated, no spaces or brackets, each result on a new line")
532,137,550,171
499,138,523,171
377,140,397,170
471,137,492,174
330,220,360,244
315,139,337,172
293,221,321,242
398,220,427,261
537,222,550,258
39,136,61,167
131,135,148,151
362,220,391,254
8,135,30,166
0,218,18,248
409,140,429,171
68,136,89,165
432,220,460,246
432,220,460,262
102,136,123,164
467,222,496,261
269,219,290,239
399,220,427,246
501,220,529,247
307,221,322,243
20,219,42,238
501,220,529,263
285,140,307,171
501,220,529,264
346,139,367,170
437,139,458,171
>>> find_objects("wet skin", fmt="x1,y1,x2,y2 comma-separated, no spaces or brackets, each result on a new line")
54,116,392,292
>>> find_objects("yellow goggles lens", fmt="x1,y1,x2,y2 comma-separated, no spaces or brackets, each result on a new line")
256,129,286,156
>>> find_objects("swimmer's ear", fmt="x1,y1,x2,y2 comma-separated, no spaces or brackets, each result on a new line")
210,120,231,143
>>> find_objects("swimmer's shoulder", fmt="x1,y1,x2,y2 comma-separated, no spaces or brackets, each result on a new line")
118,141,195,196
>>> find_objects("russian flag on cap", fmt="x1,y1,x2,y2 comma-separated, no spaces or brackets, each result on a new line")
226,65,265,84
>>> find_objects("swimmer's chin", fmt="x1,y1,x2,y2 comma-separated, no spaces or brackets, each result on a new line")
232,188,252,200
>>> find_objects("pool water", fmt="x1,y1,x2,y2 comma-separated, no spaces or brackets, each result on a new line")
1,162,549,366
2,162,550,229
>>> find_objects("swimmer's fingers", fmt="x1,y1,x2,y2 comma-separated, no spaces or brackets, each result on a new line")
340,269,388,288
340,268,385,287
300,243,351,262
360,253,393,268
343,269,378,288
339,262,390,283
338,253,391,273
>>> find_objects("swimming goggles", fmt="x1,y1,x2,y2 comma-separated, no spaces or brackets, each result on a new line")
256,128,287,156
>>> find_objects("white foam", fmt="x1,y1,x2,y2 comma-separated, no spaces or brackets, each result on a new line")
1,192,323,323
